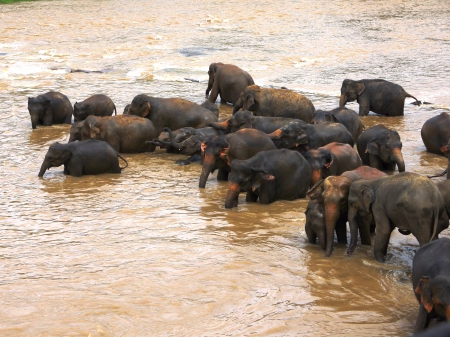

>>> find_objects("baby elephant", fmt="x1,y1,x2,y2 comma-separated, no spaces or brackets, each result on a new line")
38,140,128,177
73,94,117,121
28,91,73,129
412,238,450,333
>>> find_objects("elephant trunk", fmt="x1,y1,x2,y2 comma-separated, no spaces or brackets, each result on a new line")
324,202,339,257
38,160,49,177
232,97,243,114
347,205,359,255
209,119,230,131
166,128,184,150
199,154,216,188
31,115,39,129
311,169,322,186
339,94,347,108
392,148,405,172
225,182,241,208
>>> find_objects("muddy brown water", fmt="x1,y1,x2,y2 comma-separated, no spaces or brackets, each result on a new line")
0,0,449,336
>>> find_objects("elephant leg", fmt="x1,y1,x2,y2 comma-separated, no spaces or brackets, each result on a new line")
358,97,370,116
68,163,83,177
208,84,220,103
358,214,373,245
369,154,382,170
217,169,229,181
373,212,392,262
246,190,258,202
305,223,317,244
414,303,431,333
258,181,276,204
335,218,347,244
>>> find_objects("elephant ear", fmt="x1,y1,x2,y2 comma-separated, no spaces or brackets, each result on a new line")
139,97,152,117
243,93,255,110
296,131,309,146
366,139,380,155
60,149,72,163
88,122,101,139
360,185,375,213
323,151,334,169
251,171,275,192
415,277,434,313
356,82,366,96
219,142,231,163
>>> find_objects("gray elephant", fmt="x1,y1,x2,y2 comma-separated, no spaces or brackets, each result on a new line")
80,115,157,153
339,79,420,116
412,238,450,332
205,63,254,105
421,112,450,157
38,139,128,177
127,94,218,135
347,173,449,262
232,85,315,122
28,91,73,129
68,121,84,142
312,107,365,142
356,124,405,172
73,94,117,121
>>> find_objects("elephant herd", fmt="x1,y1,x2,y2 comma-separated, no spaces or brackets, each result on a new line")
31,62,450,334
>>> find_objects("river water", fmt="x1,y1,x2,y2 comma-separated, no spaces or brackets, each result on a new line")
0,1,449,336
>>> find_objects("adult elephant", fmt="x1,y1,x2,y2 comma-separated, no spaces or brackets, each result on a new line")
224,149,312,208
28,91,73,129
412,238,450,332
421,112,450,157
267,120,354,153
303,142,362,185
38,139,128,177
210,110,297,134
306,166,386,257
127,94,218,135
205,62,254,105
357,124,405,172
232,85,315,122
199,128,276,188
73,94,116,121
80,115,157,153
339,78,421,116
312,107,365,142
347,172,449,262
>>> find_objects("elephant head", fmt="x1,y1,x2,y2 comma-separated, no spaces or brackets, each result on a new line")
305,200,326,250
81,116,103,140
339,79,365,107
312,110,340,124
205,62,223,96
38,142,72,177
28,96,51,129
366,130,405,172
73,102,93,121
415,276,450,322
199,135,230,188
224,159,275,208
267,121,309,152
233,85,261,114
68,120,85,142
303,148,335,185
128,94,152,118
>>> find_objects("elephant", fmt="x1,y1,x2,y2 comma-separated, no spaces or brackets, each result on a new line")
421,112,450,157
339,78,421,116
232,85,316,122
127,94,218,135
411,323,450,337
312,107,365,142
347,172,449,262
412,238,450,332
199,128,277,188
224,148,312,208
303,142,362,185
68,121,84,142
199,100,220,117
148,126,223,165
356,124,405,172
80,115,157,153
267,120,354,153
210,110,297,134
123,104,130,114
28,91,73,129
305,200,346,250
306,166,386,257
38,139,128,177
73,94,116,121
205,62,254,105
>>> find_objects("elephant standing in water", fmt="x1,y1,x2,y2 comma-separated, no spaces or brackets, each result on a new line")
356,124,405,173
312,107,365,142
205,63,254,105
28,91,73,129
233,85,315,122
73,94,117,121
421,112,450,157
38,140,128,177
339,78,421,116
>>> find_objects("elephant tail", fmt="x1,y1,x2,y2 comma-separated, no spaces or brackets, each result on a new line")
117,153,128,170
114,104,117,116
407,93,432,106
427,169,447,179
429,200,440,242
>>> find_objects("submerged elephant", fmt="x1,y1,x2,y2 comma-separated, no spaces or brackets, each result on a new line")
307,166,386,256
225,148,312,208
80,115,157,153
28,91,73,129
312,107,365,142
73,94,117,121
199,128,277,188
205,62,254,105
347,172,449,262
267,120,354,153
421,112,450,157
339,79,421,116
233,85,315,122
412,238,450,332
303,142,362,185
38,139,128,177
356,124,405,172
127,94,218,135
210,110,297,134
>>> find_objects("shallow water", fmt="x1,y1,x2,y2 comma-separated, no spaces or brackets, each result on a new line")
0,0,449,336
